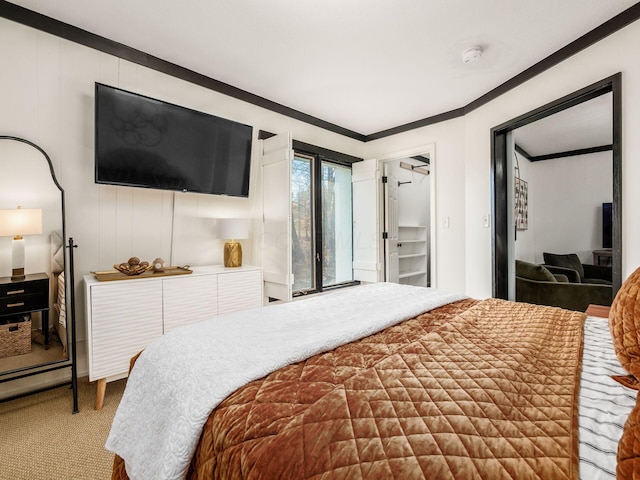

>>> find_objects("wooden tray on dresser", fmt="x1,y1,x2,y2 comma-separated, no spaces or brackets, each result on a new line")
92,266,192,282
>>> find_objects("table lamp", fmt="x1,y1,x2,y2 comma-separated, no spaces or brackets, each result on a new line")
0,206,43,280
217,218,249,267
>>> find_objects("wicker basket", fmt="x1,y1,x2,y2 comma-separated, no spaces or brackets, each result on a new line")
0,316,31,359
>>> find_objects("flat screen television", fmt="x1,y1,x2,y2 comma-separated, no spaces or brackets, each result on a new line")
95,83,253,197
602,202,612,249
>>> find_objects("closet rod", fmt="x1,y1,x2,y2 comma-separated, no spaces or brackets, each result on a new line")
399,161,429,175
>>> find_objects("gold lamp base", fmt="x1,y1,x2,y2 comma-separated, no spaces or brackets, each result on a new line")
224,240,242,267
11,267,25,281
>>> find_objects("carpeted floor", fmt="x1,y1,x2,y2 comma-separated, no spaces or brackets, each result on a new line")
0,377,126,480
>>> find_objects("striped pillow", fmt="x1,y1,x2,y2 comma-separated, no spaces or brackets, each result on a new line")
57,272,66,328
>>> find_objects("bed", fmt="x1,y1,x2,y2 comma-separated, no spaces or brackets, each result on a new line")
50,231,67,355
107,280,640,480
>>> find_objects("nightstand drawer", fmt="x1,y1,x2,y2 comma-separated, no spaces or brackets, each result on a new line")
0,278,48,298
0,293,48,314
0,274,49,315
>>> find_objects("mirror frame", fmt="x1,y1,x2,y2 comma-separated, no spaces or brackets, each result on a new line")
490,73,622,299
0,135,77,412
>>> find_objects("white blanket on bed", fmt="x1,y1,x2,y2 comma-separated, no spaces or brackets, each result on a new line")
105,283,466,480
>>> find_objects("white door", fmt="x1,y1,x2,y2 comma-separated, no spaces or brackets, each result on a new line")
89,281,163,381
352,159,382,283
262,133,294,302
163,275,218,333
218,269,263,315
383,164,399,283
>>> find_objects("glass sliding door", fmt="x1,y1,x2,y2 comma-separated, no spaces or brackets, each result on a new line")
321,161,353,286
291,154,314,292
291,152,355,295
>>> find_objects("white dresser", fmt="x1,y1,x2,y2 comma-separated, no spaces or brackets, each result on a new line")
84,265,262,408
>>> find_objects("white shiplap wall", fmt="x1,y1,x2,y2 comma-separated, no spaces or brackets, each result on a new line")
0,17,363,396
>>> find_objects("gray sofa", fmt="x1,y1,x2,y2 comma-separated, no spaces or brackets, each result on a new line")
515,260,612,312
543,252,612,285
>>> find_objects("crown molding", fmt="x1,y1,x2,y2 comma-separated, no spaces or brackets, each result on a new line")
1,0,639,142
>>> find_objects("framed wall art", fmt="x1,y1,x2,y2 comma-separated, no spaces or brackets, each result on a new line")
515,177,528,230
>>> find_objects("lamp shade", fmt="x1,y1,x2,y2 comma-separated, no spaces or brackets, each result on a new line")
0,207,42,237
217,218,249,240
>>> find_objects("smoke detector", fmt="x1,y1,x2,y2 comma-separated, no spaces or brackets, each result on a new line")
462,46,483,64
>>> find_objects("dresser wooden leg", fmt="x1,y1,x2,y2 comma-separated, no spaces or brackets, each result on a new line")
95,378,107,410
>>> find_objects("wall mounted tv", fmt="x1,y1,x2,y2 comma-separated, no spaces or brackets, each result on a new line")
95,83,253,197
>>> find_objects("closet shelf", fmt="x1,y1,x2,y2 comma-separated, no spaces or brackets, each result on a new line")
399,253,427,259
398,239,425,244
399,270,428,279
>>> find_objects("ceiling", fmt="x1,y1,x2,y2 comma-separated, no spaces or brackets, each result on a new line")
5,0,638,138
515,93,613,157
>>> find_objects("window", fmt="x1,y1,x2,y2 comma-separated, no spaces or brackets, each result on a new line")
291,152,354,294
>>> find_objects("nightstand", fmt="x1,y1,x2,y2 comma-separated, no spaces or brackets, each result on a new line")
585,304,610,318
0,273,50,347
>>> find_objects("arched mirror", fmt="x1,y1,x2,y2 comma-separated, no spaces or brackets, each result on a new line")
0,136,77,411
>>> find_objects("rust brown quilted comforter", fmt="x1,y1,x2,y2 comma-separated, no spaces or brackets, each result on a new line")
113,297,585,480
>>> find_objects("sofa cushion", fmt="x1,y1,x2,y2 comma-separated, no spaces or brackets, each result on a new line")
584,277,612,285
584,264,613,282
544,265,582,283
609,266,640,391
515,260,556,282
543,252,585,280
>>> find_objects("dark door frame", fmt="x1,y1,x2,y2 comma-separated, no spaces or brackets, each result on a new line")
491,73,622,299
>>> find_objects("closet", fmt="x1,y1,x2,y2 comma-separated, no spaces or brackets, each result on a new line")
384,159,431,286
352,145,434,287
